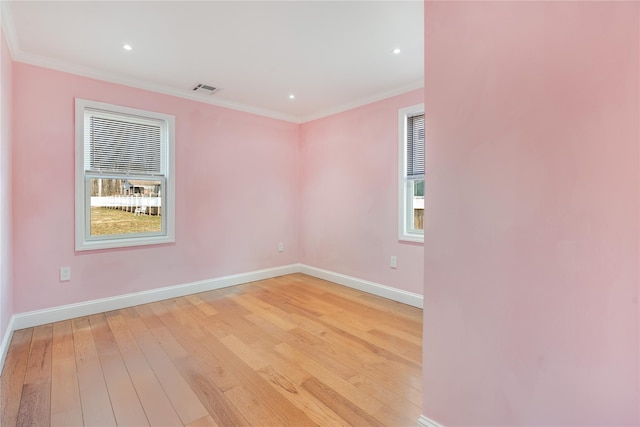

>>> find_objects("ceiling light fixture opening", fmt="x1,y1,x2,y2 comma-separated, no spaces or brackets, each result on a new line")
392,48,401,54
123,44,133,51
289,94,295,100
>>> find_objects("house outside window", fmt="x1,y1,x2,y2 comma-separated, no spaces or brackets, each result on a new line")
75,99,175,251
398,103,424,243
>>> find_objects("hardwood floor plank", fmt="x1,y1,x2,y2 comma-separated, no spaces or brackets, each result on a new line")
302,376,384,427
320,310,422,368
122,306,211,426
218,335,268,371
145,301,250,426
169,300,318,427
72,317,117,426
16,324,53,427
320,291,422,336
106,313,183,427
89,313,149,426
229,293,297,331
255,364,350,427
276,341,415,426
184,294,219,317
255,281,342,319
370,322,423,346
219,333,351,425
51,320,83,426
150,300,242,392
348,372,422,416
184,414,220,427
1,328,33,427
223,385,291,427
367,327,422,363
300,274,423,331
1,274,423,427
174,357,250,426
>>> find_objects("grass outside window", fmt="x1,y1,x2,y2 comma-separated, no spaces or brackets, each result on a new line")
90,207,161,236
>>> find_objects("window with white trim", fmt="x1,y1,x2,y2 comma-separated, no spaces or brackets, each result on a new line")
398,103,424,242
75,99,175,251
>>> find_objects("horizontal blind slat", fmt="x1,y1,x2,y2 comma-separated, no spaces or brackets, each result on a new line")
88,114,162,174
406,114,425,177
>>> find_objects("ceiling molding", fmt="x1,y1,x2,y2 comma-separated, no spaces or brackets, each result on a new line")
10,46,424,124
299,80,425,123
0,1,18,60
11,49,303,123
2,2,423,124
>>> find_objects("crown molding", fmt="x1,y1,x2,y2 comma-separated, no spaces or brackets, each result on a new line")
12,49,303,123
1,0,18,59
1,1,423,124
299,80,424,123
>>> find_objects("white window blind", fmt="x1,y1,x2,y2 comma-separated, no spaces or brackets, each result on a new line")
406,113,425,180
84,110,163,175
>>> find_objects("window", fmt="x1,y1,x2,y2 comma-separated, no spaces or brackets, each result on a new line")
75,99,175,251
398,103,424,242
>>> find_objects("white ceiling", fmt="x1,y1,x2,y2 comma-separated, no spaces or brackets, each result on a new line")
2,1,424,123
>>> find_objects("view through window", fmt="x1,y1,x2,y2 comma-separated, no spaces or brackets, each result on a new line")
89,178,163,236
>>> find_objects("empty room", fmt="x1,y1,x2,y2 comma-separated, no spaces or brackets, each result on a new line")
1,1,639,427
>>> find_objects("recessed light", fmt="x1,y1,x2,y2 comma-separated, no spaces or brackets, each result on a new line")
393,48,401,54
123,44,133,51
289,94,295,100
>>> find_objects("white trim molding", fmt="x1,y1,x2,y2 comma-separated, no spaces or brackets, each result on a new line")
300,264,423,308
0,6,422,127
418,415,445,427
398,103,425,243
0,263,424,374
11,264,299,331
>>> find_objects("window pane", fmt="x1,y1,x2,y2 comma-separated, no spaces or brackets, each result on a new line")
409,179,424,231
414,180,424,197
89,178,163,237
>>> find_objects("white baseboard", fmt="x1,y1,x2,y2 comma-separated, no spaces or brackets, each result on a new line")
299,264,423,308
418,415,445,427
11,264,300,331
1,263,424,375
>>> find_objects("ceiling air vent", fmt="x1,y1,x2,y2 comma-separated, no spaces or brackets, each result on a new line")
192,83,217,94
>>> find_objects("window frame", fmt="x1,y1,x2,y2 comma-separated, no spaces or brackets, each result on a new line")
75,98,175,251
398,103,425,243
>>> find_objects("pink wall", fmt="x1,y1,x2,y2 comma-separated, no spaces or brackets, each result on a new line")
423,2,639,425
12,63,300,313
299,89,424,296
1,29,14,345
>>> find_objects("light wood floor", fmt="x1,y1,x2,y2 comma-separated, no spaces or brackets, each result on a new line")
1,274,422,426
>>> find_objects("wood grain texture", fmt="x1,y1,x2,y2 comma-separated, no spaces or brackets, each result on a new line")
16,324,53,426
0,273,422,426
51,320,83,426
72,317,117,426
1,329,33,427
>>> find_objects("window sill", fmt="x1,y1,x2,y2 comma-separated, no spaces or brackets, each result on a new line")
76,235,175,252
399,233,424,244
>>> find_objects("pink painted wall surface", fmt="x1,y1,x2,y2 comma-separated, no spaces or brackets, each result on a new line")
1,29,13,345
423,2,639,425
12,63,300,313
299,89,424,296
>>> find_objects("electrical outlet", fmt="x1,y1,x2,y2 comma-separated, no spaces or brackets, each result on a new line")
60,266,71,282
278,242,284,252
390,256,397,269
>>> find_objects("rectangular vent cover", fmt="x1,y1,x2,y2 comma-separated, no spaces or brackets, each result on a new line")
192,83,217,94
